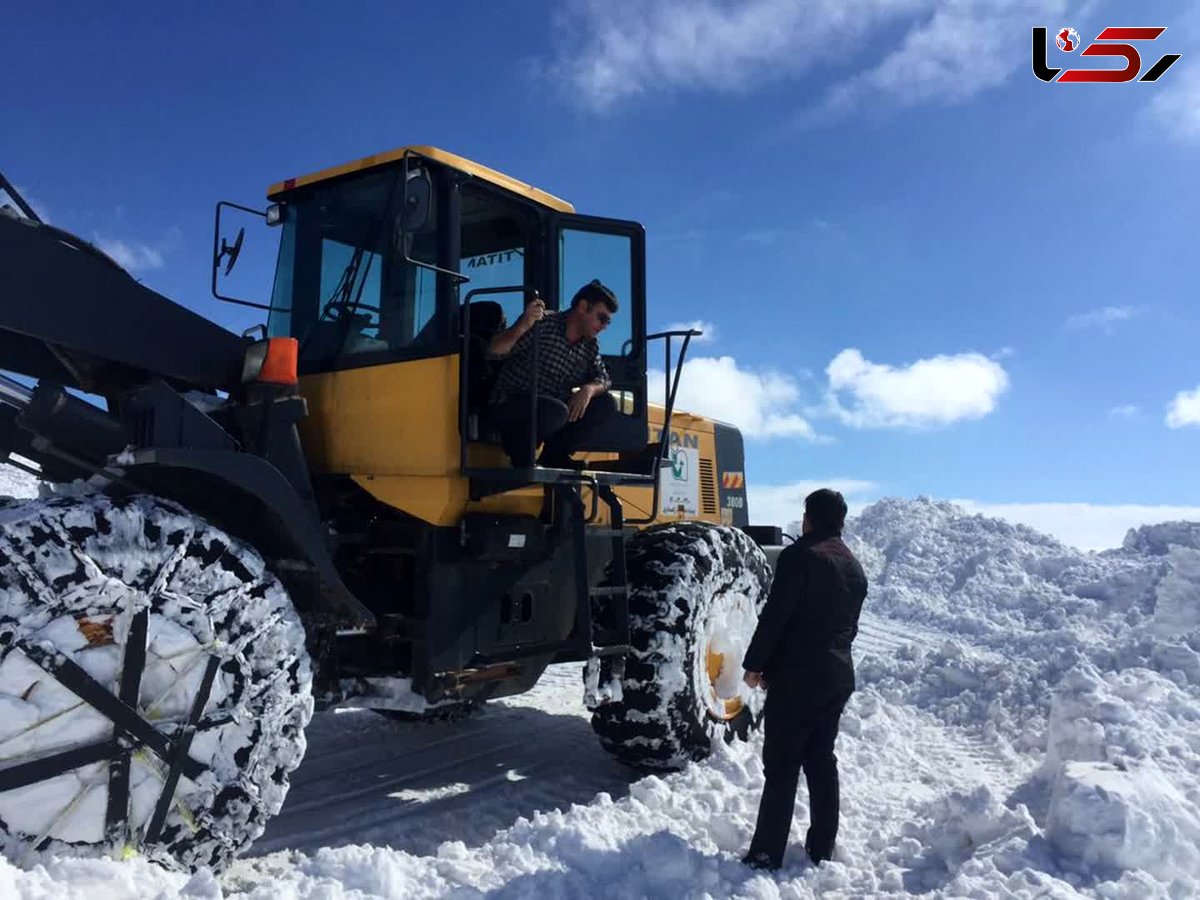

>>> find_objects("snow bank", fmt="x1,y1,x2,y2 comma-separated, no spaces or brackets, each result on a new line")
847,498,1200,734
847,498,1200,894
1041,665,1200,883
1047,760,1200,884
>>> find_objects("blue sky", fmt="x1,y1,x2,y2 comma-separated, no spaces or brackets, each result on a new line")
4,1,1200,548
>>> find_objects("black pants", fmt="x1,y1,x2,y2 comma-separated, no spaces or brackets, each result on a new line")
747,693,847,868
489,391,616,467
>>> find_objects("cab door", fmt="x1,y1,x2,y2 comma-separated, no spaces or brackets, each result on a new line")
549,215,647,451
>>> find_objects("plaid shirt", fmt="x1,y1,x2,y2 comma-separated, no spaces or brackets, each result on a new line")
490,312,610,403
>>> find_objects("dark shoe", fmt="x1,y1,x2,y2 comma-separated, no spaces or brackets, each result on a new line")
741,851,778,871
805,843,833,865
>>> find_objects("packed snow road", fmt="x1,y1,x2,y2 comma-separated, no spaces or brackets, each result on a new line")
254,666,635,857
258,612,990,858
222,609,1049,897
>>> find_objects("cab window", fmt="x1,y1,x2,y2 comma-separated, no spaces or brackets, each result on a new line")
267,166,445,369
559,228,633,357
458,184,537,330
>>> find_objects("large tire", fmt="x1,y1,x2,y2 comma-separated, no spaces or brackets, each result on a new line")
591,522,772,770
0,493,312,871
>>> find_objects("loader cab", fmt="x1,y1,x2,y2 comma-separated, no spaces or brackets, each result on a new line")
263,164,448,365
260,147,649,471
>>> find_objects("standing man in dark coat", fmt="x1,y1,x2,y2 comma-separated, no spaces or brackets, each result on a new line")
741,488,868,870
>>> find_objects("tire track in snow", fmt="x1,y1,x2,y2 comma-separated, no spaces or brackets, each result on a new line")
255,663,635,856
856,611,1007,663
856,612,940,654
851,613,1020,792
838,695,1037,890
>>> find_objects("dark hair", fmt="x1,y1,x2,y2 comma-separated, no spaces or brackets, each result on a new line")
805,488,847,533
571,279,619,313
463,300,505,337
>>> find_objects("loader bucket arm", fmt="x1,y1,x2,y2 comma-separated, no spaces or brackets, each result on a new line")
0,193,375,629
0,211,244,396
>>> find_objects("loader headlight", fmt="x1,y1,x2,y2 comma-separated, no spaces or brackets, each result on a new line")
265,203,285,226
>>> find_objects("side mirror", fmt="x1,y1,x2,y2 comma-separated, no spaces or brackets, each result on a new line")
390,162,469,287
217,227,245,276
211,200,281,312
400,169,432,233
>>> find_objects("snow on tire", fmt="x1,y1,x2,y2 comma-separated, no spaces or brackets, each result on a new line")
591,522,772,770
0,493,312,871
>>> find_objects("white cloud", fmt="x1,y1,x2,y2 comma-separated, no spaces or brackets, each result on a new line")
547,0,1074,114
1148,62,1200,143
826,348,1009,428
1066,305,1144,333
821,0,1068,114
94,237,165,272
749,479,880,530
950,500,1200,551
547,0,932,111
92,227,181,273
1166,385,1200,429
658,320,718,343
1109,404,1140,419
649,355,817,440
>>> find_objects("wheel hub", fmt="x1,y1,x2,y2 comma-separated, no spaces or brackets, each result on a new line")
704,643,745,721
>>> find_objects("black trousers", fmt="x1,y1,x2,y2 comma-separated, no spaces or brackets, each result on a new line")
489,391,616,467
747,692,847,868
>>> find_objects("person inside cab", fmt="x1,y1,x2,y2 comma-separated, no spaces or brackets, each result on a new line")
486,279,617,468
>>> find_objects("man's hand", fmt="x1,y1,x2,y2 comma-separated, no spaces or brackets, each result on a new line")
518,297,545,328
743,670,766,690
567,384,596,422
491,297,545,357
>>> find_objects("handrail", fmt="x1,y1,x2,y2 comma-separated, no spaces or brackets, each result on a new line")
458,285,541,476
625,328,701,525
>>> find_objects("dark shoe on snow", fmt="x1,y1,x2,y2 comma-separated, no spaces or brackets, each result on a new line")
805,843,833,865
741,851,778,871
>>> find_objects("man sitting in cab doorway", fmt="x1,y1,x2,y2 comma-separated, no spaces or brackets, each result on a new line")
486,279,617,468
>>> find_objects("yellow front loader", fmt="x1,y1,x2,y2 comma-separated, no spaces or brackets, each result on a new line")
0,149,782,870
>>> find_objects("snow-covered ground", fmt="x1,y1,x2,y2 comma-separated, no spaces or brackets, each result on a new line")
0,464,38,502
1,468,1198,898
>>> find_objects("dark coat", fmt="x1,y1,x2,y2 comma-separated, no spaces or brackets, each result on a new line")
743,530,868,716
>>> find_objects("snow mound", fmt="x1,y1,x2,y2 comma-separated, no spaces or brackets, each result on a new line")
846,499,1199,690
848,498,1200,893
1122,520,1200,555
1047,761,1200,884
